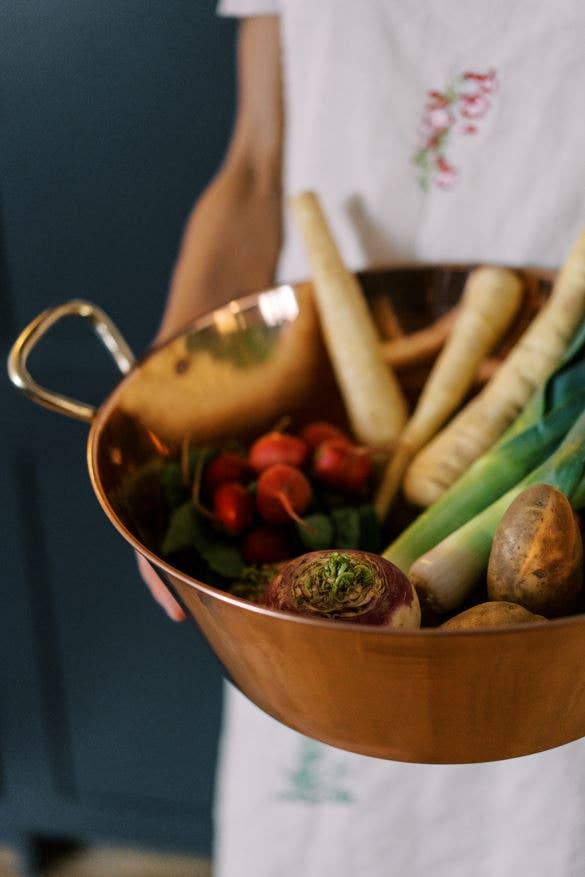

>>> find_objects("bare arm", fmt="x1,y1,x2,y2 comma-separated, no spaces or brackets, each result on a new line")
157,16,283,341
143,16,283,619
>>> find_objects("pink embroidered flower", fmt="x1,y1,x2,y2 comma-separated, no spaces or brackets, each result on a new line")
428,105,452,130
463,69,497,94
459,92,491,119
458,123,478,136
413,68,498,191
435,157,458,190
459,79,483,99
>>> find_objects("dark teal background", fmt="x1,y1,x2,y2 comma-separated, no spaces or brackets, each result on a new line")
1,2,236,871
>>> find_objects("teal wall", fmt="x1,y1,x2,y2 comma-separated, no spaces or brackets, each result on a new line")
1,2,236,870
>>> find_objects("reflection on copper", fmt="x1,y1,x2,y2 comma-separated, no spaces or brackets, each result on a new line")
110,446,123,466
145,428,170,457
213,302,243,336
258,285,299,326
180,435,191,486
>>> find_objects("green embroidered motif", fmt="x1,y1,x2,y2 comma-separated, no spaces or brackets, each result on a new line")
279,739,354,804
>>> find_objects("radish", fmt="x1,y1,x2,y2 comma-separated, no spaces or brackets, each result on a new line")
313,439,371,494
249,431,308,473
265,549,420,627
300,421,350,451
242,526,292,564
205,452,254,492
213,482,255,535
256,463,312,525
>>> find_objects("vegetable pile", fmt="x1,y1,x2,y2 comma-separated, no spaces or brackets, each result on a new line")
141,421,383,601
290,201,585,629
125,189,585,632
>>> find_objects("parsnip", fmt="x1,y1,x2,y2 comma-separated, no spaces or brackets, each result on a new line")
374,267,523,518
379,308,458,369
372,292,404,340
404,230,585,507
291,191,407,447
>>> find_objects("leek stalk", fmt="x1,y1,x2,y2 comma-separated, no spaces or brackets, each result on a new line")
408,407,585,614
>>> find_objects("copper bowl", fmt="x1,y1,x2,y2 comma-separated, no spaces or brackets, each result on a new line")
9,266,585,765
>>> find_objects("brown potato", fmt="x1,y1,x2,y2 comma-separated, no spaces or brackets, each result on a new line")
441,601,546,630
487,484,583,617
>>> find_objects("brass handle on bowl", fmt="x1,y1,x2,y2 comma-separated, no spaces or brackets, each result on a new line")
7,299,135,423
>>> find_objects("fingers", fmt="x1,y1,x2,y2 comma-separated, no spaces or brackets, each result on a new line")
136,553,186,622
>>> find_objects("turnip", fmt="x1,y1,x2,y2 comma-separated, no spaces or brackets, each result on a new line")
265,549,420,627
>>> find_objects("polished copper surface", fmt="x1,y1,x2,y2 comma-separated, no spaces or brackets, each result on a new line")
14,265,582,764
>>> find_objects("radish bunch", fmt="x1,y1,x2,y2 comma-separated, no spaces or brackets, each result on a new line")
203,421,373,566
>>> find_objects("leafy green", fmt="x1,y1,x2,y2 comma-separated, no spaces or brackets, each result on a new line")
357,504,381,552
160,461,187,508
199,536,245,579
113,458,168,548
331,507,361,549
162,502,199,556
297,514,334,551
230,564,278,603
188,446,217,483
295,504,382,554
162,501,245,579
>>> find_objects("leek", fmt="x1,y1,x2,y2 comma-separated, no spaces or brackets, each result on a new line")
408,407,585,614
385,319,585,573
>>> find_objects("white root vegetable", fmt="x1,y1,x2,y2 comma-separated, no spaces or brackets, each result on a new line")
372,292,404,340
404,230,585,507
291,191,408,447
374,267,523,518
379,308,458,369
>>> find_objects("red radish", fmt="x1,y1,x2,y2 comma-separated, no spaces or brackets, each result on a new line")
313,439,372,494
242,526,292,564
249,431,308,473
213,482,255,535
301,421,350,451
205,452,254,492
256,463,312,525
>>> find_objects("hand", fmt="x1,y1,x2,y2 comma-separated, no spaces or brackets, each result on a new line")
136,552,186,622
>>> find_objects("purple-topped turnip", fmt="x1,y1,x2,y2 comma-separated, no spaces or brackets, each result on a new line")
265,549,420,628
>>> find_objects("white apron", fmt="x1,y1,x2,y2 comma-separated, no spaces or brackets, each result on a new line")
216,2,585,874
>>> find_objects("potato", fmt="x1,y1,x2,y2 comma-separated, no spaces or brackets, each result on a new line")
487,484,583,617
441,601,546,630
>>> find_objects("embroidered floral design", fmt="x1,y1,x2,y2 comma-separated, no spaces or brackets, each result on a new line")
278,739,354,804
414,69,498,191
